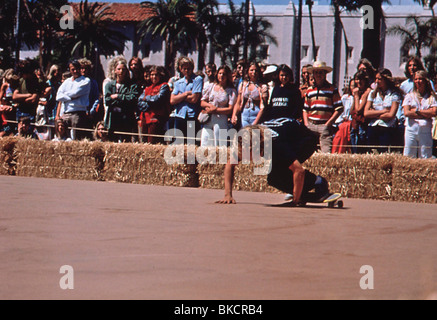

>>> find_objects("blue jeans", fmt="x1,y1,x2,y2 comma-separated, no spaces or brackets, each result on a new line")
241,107,260,127
167,116,200,145
350,125,367,154
16,110,35,122
367,125,397,153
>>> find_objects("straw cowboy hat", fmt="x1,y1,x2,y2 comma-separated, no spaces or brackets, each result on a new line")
263,64,278,75
307,61,333,74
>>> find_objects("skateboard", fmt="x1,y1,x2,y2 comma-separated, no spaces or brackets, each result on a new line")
272,193,344,208
306,192,344,208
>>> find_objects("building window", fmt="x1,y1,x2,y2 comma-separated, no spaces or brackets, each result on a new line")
301,45,309,59
259,45,269,60
347,47,353,61
314,46,320,60
400,47,409,65
143,43,151,59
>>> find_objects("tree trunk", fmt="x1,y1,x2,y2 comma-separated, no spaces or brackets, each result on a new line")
243,0,250,61
14,0,21,63
197,41,205,72
208,35,215,65
39,30,44,71
165,33,175,75
292,0,303,84
170,44,178,77
332,4,342,87
220,52,225,66
307,1,317,61
361,1,383,69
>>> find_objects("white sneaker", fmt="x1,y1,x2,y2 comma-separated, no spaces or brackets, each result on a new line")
284,193,293,202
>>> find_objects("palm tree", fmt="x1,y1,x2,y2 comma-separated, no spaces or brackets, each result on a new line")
247,4,277,62
138,0,199,73
328,1,387,70
207,0,244,67
0,0,65,68
387,15,437,59
208,3,241,66
64,0,127,64
414,0,436,17
306,0,317,61
332,1,342,86
21,0,68,71
292,0,303,82
360,0,386,69
424,44,437,79
191,0,219,70
0,0,20,67
426,17,437,77
329,1,361,86
209,0,276,67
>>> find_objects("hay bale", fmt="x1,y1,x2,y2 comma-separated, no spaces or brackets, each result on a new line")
197,146,231,190
235,163,278,193
198,163,226,190
15,139,104,181
196,146,277,193
0,137,18,175
198,163,277,193
101,143,198,187
392,157,437,203
7,136,437,204
304,153,397,200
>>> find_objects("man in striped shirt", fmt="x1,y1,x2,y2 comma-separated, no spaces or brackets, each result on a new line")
303,61,343,153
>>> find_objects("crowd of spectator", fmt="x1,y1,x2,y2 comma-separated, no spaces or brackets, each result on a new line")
1,54,437,159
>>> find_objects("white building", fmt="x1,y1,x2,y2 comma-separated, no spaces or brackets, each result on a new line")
212,0,433,90
20,0,433,90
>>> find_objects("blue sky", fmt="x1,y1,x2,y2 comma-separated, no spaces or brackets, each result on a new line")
76,0,418,6
77,0,330,5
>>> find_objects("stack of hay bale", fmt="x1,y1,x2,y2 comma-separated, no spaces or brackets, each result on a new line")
1,138,436,204
196,146,277,193
14,139,105,181
392,156,437,203
304,153,396,201
101,143,198,188
0,137,17,176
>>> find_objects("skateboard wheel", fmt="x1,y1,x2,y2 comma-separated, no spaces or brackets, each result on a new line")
328,202,335,208
337,200,344,208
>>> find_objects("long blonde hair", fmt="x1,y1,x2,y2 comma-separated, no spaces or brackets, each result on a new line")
107,56,127,80
47,65,60,81
413,70,436,99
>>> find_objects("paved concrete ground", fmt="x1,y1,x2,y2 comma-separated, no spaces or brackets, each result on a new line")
0,175,436,300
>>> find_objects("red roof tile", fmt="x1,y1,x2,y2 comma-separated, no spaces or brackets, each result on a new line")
70,2,154,22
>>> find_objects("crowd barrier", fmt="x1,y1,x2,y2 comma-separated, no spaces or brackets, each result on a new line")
1,136,436,204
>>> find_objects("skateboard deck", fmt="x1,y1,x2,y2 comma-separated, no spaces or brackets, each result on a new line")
271,193,344,208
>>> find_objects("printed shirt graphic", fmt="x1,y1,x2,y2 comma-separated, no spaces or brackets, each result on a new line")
266,84,303,121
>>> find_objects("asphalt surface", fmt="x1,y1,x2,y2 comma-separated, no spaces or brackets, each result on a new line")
0,175,436,300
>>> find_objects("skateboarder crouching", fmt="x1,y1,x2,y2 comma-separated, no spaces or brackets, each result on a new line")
216,118,330,206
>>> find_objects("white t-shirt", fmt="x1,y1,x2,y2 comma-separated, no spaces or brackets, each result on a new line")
402,92,436,129
367,89,401,128
336,94,353,124
202,84,237,109
56,76,91,113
